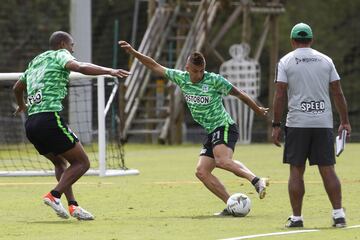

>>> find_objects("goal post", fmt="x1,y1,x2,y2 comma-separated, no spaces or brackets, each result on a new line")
0,72,139,177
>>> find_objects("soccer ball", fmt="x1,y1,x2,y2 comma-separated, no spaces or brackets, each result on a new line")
226,193,251,217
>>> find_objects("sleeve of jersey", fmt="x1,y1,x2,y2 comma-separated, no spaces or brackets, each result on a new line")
165,68,185,86
216,75,233,96
275,60,287,83
329,60,340,82
55,49,76,68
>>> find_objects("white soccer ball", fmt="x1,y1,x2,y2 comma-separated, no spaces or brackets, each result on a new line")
226,193,251,217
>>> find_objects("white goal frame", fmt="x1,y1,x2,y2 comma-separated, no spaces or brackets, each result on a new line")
0,72,139,177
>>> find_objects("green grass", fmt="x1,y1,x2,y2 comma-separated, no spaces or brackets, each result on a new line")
0,143,359,240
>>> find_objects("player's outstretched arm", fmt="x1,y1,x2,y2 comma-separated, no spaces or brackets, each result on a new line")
12,80,27,115
230,86,268,117
65,60,131,79
119,40,166,78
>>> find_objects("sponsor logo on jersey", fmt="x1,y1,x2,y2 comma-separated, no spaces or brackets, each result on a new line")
295,57,321,64
184,94,211,105
300,100,325,114
27,89,43,105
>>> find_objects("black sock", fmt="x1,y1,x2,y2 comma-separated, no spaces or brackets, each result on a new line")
68,201,78,206
251,177,260,186
50,190,61,198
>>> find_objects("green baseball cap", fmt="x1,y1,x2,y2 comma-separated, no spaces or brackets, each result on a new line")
290,23,313,39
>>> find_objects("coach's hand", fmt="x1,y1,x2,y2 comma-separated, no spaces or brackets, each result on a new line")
118,41,135,54
272,127,282,147
338,123,351,140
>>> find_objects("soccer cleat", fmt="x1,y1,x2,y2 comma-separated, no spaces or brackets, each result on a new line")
332,217,346,228
214,208,233,217
69,205,95,220
254,178,269,199
285,217,304,228
43,192,69,219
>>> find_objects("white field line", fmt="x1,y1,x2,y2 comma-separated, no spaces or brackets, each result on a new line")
345,225,360,229
151,179,360,185
0,182,113,186
219,229,319,240
219,225,360,240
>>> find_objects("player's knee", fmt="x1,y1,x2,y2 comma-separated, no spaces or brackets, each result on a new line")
82,158,90,171
195,168,208,181
77,157,90,174
215,159,231,169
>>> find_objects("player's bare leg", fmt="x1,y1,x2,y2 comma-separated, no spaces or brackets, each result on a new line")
196,156,230,203
213,144,268,199
59,142,94,220
213,144,255,181
318,165,342,209
43,143,94,220
288,165,305,216
45,153,75,202
54,142,90,193
42,153,78,219
318,165,346,227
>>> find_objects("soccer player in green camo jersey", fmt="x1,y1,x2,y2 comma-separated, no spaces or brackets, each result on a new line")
119,40,269,216
13,31,130,220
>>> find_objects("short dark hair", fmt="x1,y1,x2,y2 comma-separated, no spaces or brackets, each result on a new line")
188,52,205,66
49,31,72,49
293,38,312,44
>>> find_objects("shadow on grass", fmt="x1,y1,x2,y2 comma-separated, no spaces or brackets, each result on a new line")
20,220,79,224
149,215,240,220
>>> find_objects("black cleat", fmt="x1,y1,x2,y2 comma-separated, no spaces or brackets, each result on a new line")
332,217,346,228
285,217,304,228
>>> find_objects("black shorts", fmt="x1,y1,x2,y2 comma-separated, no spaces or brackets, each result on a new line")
200,123,239,158
283,127,335,166
25,112,79,155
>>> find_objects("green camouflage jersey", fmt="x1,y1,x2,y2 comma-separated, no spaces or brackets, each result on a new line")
165,68,235,133
19,49,75,115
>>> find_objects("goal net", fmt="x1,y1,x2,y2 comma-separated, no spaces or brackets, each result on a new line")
0,72,139,177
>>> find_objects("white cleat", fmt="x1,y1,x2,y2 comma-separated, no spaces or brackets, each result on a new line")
255,178,269,199
69,205,95,220
43,193,69,219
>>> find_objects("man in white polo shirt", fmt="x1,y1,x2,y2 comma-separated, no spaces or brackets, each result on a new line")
272,23,351,228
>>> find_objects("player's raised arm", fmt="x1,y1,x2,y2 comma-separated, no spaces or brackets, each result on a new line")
65,60,130,79
119,40,166,77
229,86,268,117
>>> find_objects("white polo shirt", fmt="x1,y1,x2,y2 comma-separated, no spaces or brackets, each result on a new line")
276,47,340,128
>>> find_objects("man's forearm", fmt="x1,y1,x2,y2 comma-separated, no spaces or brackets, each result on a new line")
333,93,350,124
273,92,286,123
241,93,262,114
131,50,158,70
230,88,261,114
76,63,112,76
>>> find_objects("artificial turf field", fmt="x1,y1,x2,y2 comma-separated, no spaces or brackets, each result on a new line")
0,143,359,240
